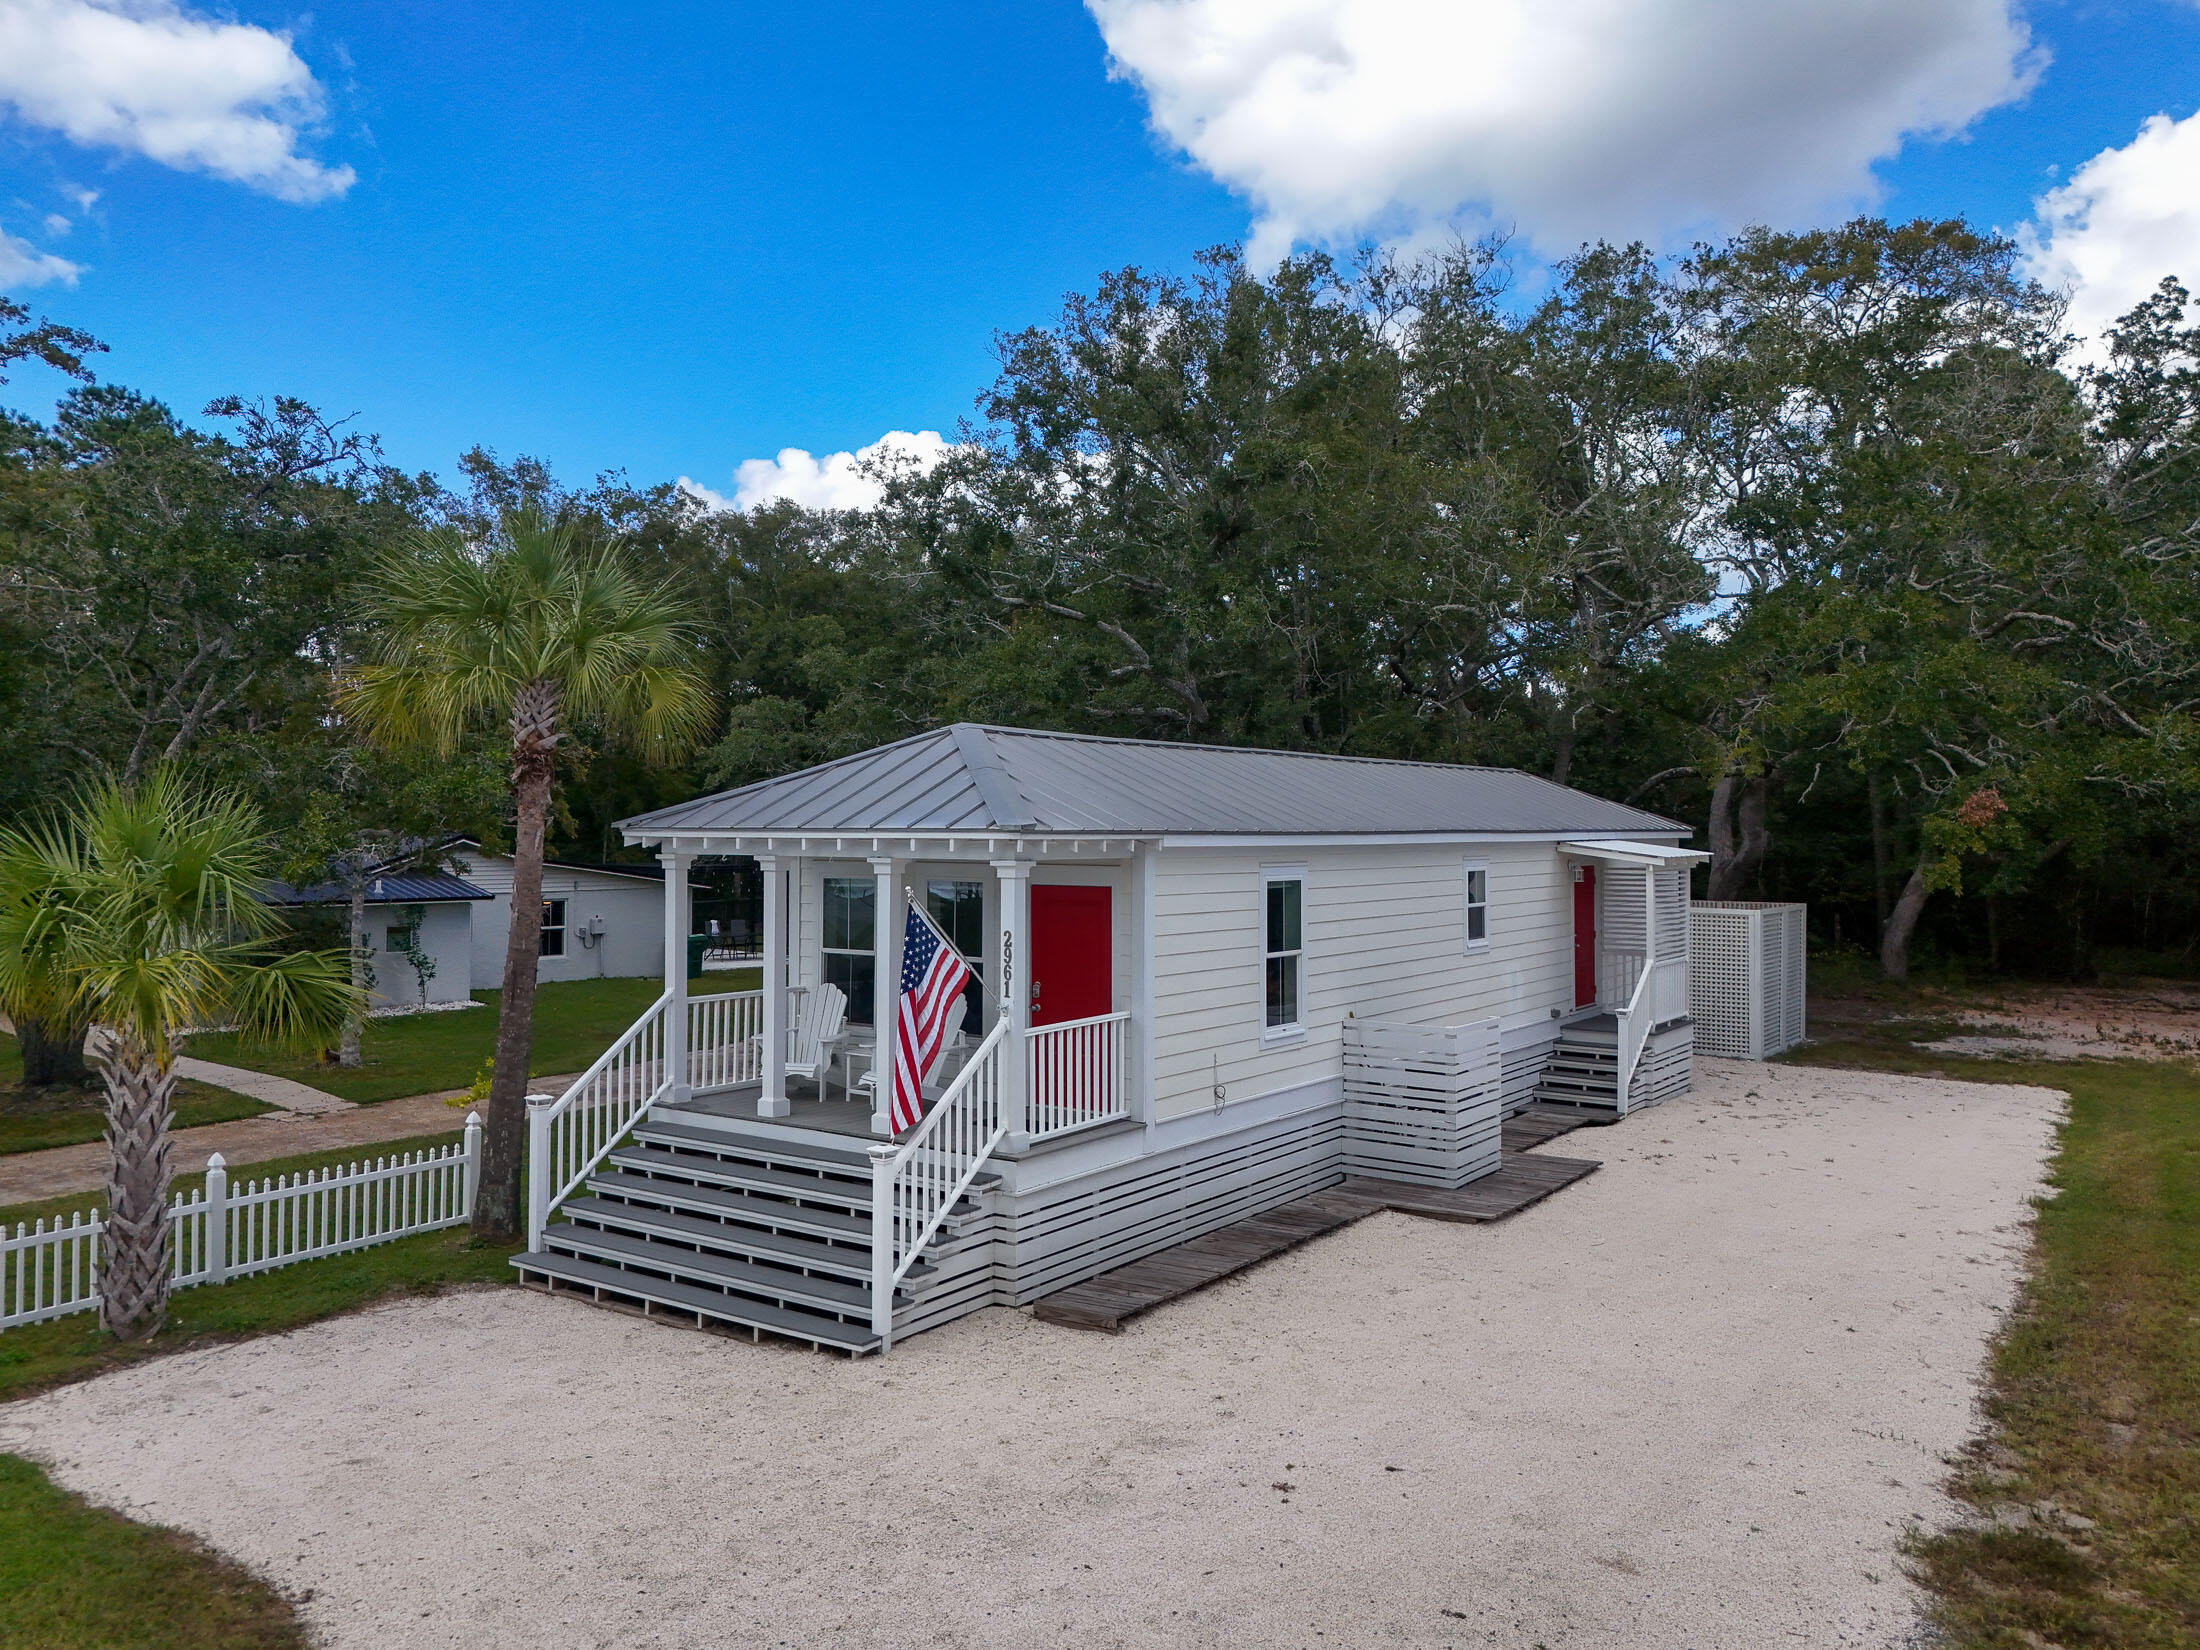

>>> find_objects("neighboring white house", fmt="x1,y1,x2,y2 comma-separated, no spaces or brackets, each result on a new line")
264,870,487,1010
446,842,675,985
511,724,1709,1355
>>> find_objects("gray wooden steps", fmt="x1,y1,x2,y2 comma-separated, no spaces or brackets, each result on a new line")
517,1250,881,1356
608,1144,878,1212
541,1224,887,1317
558,1195,932,1289
1533,1022,1621,1110
584,1168,875,1243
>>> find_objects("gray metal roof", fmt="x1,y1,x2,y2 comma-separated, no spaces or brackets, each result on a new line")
266,872,493,906
620,724,1687,840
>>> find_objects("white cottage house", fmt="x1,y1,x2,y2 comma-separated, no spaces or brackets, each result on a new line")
514,724,1705,1353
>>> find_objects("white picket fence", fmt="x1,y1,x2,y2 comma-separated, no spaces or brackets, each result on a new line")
1,1115,480,1332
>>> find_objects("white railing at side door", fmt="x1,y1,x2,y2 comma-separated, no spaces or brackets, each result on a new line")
686,989,762,1091
867,1017,1008,1348
1613,955,1689,1110
1025,1010,1130,1141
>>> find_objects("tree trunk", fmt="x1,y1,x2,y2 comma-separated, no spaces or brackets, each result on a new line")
338,872,367,1068
1880,854,1931,982
475,682,561,1243
1868,774,1891,940
90,1034,176,1340
1706,771,1771,901
1549,721,1576,789
17,1014,92,1088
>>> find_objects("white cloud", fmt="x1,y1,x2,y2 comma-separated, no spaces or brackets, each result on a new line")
1088,0,2040,261
0,0,354,202
2022,110,2200,353
685,429,952,515
0,221,82,285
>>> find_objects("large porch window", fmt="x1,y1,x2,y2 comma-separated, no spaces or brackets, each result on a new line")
821,876,875,1024
925,878,986,1026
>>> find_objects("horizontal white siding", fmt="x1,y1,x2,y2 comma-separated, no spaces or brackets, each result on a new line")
361,900,474,1007
1149,841,1575,1122
454,851,668,985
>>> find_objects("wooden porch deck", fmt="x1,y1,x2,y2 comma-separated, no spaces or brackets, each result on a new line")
1031,1106,1603,1334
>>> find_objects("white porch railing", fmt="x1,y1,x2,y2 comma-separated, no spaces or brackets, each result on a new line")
1614,955,1689,1109
868,1017,1009,1347
1600,947,1645,1007
687,988,762,1091
528,988,671,1251
1026,1010,1130,1141
3,1118,479,1331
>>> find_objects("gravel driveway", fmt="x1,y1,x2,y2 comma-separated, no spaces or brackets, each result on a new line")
0,1060,2060,1649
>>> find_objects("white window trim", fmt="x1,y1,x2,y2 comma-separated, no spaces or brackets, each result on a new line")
1462,858,1490,952
1261,863,1307,1044
540,898,567,958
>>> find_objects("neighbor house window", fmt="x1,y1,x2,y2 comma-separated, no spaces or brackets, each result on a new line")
1262,866,1304,1035
822,876,876,1024
1463,860,1489,949
926,879,986,1028
540,899,566,958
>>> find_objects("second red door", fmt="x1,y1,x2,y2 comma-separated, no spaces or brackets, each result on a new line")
1030,885,1111,1025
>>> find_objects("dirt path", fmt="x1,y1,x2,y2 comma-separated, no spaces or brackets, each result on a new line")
0,1061,2060,1649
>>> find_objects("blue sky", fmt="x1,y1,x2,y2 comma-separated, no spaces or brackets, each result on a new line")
1,1,2197,505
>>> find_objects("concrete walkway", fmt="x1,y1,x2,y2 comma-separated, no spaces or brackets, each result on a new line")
174,1057,355,1115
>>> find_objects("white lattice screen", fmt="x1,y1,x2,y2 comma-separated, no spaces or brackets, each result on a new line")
1687,901,1807,1059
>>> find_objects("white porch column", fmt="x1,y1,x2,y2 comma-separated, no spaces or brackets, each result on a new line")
660,849,692,1104
868,855,900,1137
993,858,1032,1150
758,852,789,1119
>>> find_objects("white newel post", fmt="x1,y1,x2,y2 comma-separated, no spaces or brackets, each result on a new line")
461,1110,482,1217
525,1092,554,1250
661,849,693,1104
869,856,899,1137
994,858,1031,1150
867,1142,895,1348
758,853,789,1118
204,1152,230,1284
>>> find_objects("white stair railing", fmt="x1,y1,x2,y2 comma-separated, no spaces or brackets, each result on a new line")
527,989,671,1251
867,1018,1009,1347
1026,1010,1130,1141
1613,956,1689,1111
687,989,762,1091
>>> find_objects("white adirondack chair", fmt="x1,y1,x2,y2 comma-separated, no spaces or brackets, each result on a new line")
850,994,969,1109
783,982,848,1093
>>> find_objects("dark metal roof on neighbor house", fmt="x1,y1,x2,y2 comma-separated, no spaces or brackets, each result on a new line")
620,724,1688,841
265,872,493,907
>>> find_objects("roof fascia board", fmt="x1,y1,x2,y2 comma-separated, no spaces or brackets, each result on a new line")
1556,838,1711,867
1156,831,1691,850
620,829,1152,858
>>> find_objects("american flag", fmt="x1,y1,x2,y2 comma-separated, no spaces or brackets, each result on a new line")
892,898,971,1133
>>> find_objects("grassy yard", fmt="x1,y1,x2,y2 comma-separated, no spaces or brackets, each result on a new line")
0,1033,269,1157
0,1454,305,1650
1786,1018,2200,1647
185,969,758,1103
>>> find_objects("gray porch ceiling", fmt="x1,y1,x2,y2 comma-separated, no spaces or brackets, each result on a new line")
620,724,1687,844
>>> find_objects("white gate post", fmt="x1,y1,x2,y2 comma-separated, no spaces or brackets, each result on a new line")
525,1093,554,1251
461,1111,482,1217
204,1153,230,1284
867,1142,896,1350
661,849,694,1104
993,859,1031,1151
869,855,900,1137
758,852,789,1119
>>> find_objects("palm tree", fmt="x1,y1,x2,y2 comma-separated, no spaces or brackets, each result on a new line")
0,773,358,1339
346,506,711,1241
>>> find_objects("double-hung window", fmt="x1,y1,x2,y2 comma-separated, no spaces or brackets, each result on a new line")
926,879,987,1027
1262,866,1304,1037
539,898,567,958
1462,860,1489,949
821,877,876,1024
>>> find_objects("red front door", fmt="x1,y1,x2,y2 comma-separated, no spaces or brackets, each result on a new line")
1030,885,1111,1026
1572,865,1598,1008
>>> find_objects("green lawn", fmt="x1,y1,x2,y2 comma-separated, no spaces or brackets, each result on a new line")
1784,1024,2200,1647
184,970,759,1103
0,1454,304,1650
0,1033,271,1157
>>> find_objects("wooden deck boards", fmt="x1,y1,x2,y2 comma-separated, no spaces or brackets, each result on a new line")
1032,1110,1604,1334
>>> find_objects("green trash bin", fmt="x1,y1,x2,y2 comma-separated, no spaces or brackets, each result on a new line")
686,932,709,978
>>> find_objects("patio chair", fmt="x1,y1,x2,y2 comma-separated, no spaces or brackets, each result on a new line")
780,982,848,1096
848,994,969,1111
